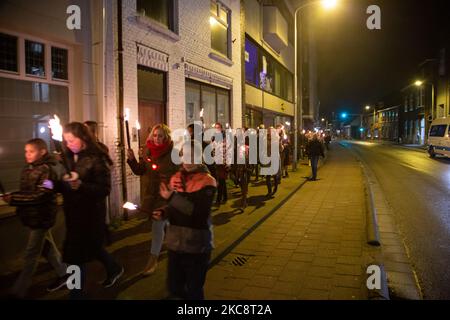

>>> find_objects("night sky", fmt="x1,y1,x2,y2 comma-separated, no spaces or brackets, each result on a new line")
310,0,449,119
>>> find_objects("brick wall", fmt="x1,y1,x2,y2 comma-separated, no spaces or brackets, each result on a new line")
104,0,243,217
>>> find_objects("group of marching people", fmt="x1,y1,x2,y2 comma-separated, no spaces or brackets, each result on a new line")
3,119,328,300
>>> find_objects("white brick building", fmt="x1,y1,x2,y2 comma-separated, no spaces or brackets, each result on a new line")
103,0,243,218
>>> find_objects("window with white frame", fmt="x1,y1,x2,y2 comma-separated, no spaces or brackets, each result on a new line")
0,32,70,193
210,0,230,58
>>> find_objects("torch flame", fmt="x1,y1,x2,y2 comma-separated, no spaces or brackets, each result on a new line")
49,115,63,142
123,202,138,210
124,108,130,122
135,120,141,130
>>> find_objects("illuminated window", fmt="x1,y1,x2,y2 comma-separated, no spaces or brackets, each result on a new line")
210,1,230,58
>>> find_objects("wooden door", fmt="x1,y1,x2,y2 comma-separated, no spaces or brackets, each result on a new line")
138,99,166,147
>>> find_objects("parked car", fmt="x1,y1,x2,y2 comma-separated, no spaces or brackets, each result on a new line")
428,118,450,158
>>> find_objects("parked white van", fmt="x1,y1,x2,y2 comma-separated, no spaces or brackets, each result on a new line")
428,118,450,158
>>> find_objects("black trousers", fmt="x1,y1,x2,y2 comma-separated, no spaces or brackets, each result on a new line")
167,250,211,300
216,178,227,203
69,247,120,300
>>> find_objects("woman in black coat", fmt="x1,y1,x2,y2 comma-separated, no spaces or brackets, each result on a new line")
58,122,123,299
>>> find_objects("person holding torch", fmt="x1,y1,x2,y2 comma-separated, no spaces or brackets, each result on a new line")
55,122,123,299
126,123,179,276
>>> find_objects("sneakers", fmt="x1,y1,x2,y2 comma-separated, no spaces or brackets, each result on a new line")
142,255,158,276
102,266,124,288
47,275,70,292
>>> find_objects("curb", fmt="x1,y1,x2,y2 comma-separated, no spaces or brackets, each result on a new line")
338,142,381,247
338,142,390,300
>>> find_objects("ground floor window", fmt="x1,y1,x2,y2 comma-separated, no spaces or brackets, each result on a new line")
185,80,230,128
244,106,262,129
0,77,69,192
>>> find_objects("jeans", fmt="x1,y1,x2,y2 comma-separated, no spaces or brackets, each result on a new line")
167,250,211,300
12,228,67,298
311,156,320,180
151,218,168,256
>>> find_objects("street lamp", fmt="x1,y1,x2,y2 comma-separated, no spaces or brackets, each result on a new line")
293,0,339,171
415,79,435,120
364,105,376,139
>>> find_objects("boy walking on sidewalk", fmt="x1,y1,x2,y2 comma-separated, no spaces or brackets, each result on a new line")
3,138,68,298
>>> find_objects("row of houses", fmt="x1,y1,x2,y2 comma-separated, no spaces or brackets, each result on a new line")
361,53,450,144
0,0,316,219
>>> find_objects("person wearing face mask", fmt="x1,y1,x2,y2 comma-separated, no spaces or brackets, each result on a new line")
153,140,217,300
57,122,123,299
126,124,179,276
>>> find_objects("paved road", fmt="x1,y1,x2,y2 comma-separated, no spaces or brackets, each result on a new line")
346,141,450,299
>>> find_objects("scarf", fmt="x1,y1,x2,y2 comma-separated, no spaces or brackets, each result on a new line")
146,140,173,160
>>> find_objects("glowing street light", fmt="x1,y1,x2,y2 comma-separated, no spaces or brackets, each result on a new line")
415,80,423,87
321,0,338,10
293,0,339,170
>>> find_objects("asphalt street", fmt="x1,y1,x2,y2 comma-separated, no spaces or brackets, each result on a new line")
346,141,450,299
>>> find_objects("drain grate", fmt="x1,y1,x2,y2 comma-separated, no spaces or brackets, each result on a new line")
232,256,249,266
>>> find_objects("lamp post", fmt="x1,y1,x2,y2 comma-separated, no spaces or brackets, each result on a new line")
365,105,376,138
415,80,435,144
415,80,435,120
293,0,338,171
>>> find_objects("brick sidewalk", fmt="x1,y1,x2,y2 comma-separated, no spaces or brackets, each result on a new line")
205,144,373,300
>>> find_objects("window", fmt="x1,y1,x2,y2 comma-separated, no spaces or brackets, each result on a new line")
25,40,45,77
429,125,447,137
137,0,174,31
51,47,68,80
217,88,229,126
245,36,293,102
245,39,259,86
0,77,69,192
0,33,18,72
210,1,230,58
185,80,230,128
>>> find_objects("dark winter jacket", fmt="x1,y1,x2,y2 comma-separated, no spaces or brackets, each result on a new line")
306,139,325,158
56,147,111,264
127,143,179,214
163,165,217,254
10,154,61,230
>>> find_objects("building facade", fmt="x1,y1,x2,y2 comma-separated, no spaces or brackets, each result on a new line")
106,0,243,218
243,0,295,132
0,0,104,193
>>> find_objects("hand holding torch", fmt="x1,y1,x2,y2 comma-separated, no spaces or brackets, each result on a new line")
124,108,131,149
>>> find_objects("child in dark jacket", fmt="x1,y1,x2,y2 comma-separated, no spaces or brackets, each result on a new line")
154,141,217,300
3,138,68,298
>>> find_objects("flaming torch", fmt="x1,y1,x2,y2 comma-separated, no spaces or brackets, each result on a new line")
123,202,151,214
199,108,205,129
48,115,71,175
135,120,141,148
124,108,131,149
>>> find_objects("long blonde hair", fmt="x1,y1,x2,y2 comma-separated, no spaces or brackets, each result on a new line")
148,123,172,143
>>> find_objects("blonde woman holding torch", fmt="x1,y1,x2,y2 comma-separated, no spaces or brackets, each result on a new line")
126,124,179,275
